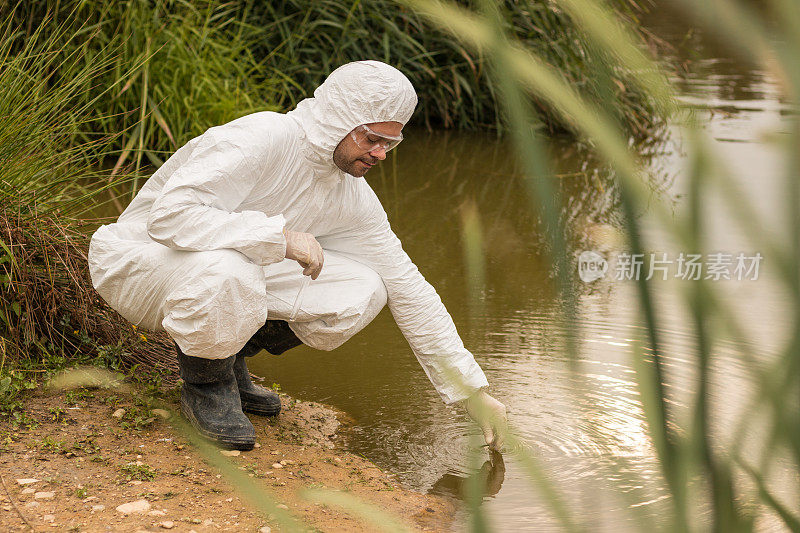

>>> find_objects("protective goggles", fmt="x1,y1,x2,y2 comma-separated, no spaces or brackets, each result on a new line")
350,124,403,153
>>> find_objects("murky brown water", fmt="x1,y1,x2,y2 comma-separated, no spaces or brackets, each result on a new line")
242,8,797,532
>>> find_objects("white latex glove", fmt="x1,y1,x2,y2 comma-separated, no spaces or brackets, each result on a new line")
284,229,324,280
464,389,508,452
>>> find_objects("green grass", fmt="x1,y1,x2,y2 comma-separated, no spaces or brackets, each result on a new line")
2,0,668,189
119,462,157,482
2,0,281,204
0,10,177,419
244,0,667,137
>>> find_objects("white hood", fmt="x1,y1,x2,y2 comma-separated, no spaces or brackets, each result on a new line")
287,60,418,176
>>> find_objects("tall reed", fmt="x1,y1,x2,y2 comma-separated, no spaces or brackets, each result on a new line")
0,14,177,415
3,0,669,187
245,0,667,137
1,0,280,199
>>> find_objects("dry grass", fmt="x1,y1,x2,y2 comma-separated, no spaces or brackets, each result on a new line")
0,204,179,382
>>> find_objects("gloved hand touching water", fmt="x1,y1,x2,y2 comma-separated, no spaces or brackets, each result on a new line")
284,229,324,279
464,389,508,452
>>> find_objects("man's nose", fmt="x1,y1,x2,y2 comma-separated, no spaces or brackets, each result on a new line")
369,146,388,160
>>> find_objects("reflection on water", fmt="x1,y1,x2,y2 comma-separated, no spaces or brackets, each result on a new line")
429,451,506,501
246,7,796,531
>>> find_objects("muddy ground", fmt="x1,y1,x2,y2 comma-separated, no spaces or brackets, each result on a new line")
0,385,455,532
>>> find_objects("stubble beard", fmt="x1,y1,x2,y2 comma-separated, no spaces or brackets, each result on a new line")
336,154,372,177
333,142,379,177
348,160,369,177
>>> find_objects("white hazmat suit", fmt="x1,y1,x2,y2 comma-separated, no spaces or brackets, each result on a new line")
89,61,489,404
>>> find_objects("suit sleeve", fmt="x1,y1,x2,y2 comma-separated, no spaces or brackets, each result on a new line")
318,187,489,404
147,126,286,265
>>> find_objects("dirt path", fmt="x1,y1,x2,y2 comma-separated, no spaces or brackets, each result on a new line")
0,386,454,532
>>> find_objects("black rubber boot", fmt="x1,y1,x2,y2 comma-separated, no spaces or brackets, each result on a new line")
175,344,255,451
229,320,300,417
247,320,303,355
233,352,282,417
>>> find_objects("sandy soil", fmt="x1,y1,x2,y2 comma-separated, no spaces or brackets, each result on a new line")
0,386,454,532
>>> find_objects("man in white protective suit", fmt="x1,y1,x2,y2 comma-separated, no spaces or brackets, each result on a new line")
88,60,508,451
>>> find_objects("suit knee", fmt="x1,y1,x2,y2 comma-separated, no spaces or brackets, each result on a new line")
356,263,387,310
161,251,268,358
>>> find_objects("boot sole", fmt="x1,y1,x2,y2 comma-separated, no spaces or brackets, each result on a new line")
180,400,255,451
240,399,281,417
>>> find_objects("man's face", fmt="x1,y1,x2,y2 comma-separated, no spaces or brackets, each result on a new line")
332,121,404,177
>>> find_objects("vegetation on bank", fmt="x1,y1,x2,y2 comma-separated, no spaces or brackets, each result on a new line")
245,0,666,133
0,18,178,422
3,0,669,172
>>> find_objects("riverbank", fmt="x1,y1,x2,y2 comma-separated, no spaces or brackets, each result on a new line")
0,386,454,532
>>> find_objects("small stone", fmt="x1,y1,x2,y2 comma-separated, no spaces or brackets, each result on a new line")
160,521,175,529
128,480,142,486
112,408,125,419
254,443,261,448
283,460,295,465
34,492,55,500
21,488,35,495
270,451,280,455
271,463,283,469
42,514,55,522
152,409,170,419
15,478,39,485
202,519,213,526
426,507,435,513
148,510,166,517
220,450,240,457
83,496,98,502
91,505,105,512
115,499,151,514
24,501,39,509
259,527,272,533
279,460,287,466
276,504,289,510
